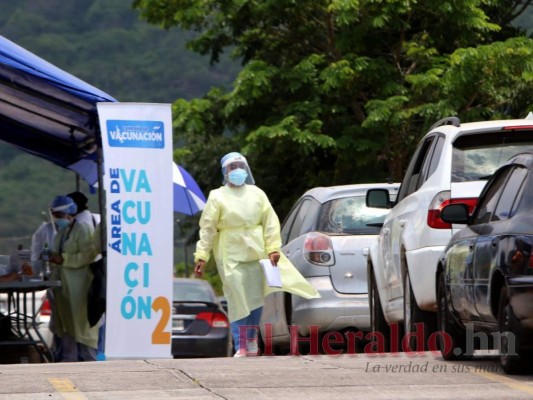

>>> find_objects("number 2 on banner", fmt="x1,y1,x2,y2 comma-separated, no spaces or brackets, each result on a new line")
151,296,171,344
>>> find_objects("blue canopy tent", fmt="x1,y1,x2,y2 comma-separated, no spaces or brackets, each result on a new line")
0,35,117,173
0,35,121,359
0,34,207,214
0,34,118,264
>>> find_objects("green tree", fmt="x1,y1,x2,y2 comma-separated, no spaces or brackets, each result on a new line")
134,0,533,217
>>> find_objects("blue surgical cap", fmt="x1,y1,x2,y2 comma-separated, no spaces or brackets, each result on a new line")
50,195,77,215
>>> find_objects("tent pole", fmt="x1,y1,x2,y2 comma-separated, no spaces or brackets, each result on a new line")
96,144,106,259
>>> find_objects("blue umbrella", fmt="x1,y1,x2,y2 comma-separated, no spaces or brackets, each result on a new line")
173,162,206,215
68,159,206,215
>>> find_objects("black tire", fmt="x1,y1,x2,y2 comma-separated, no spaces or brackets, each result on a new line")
437,272,468,360
498,286,530,374
403,269,437,352
369,268,401,353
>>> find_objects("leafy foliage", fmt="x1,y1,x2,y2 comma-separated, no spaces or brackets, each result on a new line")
135,0,533,218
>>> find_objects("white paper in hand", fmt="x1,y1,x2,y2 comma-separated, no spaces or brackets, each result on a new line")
259,259,282,288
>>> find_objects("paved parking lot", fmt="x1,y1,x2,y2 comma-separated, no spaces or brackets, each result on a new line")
1,353,533,399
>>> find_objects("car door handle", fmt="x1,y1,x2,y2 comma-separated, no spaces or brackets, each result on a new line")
399,219,406,227
469,244,474,250
491,240,498,247
382,228,390,235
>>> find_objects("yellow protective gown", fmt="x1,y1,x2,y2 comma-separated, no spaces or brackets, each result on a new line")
194,184,320,322
52,220,99,349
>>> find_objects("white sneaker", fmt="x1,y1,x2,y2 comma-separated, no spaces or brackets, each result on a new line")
233,348,247,358
246,339,260,356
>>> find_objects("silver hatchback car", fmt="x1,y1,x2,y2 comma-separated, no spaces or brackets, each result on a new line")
260,183,399,354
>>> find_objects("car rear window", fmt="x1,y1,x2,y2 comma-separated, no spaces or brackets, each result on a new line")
452,130,533,182
173,282,215,302
317,195,390,235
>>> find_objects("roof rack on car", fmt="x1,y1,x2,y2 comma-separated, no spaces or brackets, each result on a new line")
429,116,460,131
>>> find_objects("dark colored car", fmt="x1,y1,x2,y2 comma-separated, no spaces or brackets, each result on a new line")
172,278,231,358
436,152,533,374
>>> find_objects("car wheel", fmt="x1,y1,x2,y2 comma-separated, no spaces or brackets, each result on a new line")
437,272,468,360
369,268,401,352
498,286,530,374
403,269,437,352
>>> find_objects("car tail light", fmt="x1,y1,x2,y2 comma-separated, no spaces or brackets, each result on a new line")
529,252,533,269
196,311,229,328
40,295,51,316
503,125,533,130
427,190,478,229
303,232,335,266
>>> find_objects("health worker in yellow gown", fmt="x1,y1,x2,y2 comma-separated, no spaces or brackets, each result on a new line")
194,152,319,357
49,195,99,362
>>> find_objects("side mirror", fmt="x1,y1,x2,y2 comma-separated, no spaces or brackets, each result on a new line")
366,189,391,209
441,203,470,224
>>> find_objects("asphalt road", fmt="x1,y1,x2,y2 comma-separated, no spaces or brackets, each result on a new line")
1,353,533,399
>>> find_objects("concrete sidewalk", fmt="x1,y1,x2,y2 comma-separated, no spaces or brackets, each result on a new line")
0,353,531,399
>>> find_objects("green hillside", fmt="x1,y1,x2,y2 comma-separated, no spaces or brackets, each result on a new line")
0,0,240,256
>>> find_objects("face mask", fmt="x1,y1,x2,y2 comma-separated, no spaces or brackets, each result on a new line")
54,218,70,229
228,168,248,186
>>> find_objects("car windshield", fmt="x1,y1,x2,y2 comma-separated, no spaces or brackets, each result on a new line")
452,130,533,182
173,281,215,302
318,195,390,234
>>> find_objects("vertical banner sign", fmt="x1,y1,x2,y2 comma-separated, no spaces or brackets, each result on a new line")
97,103,173,359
